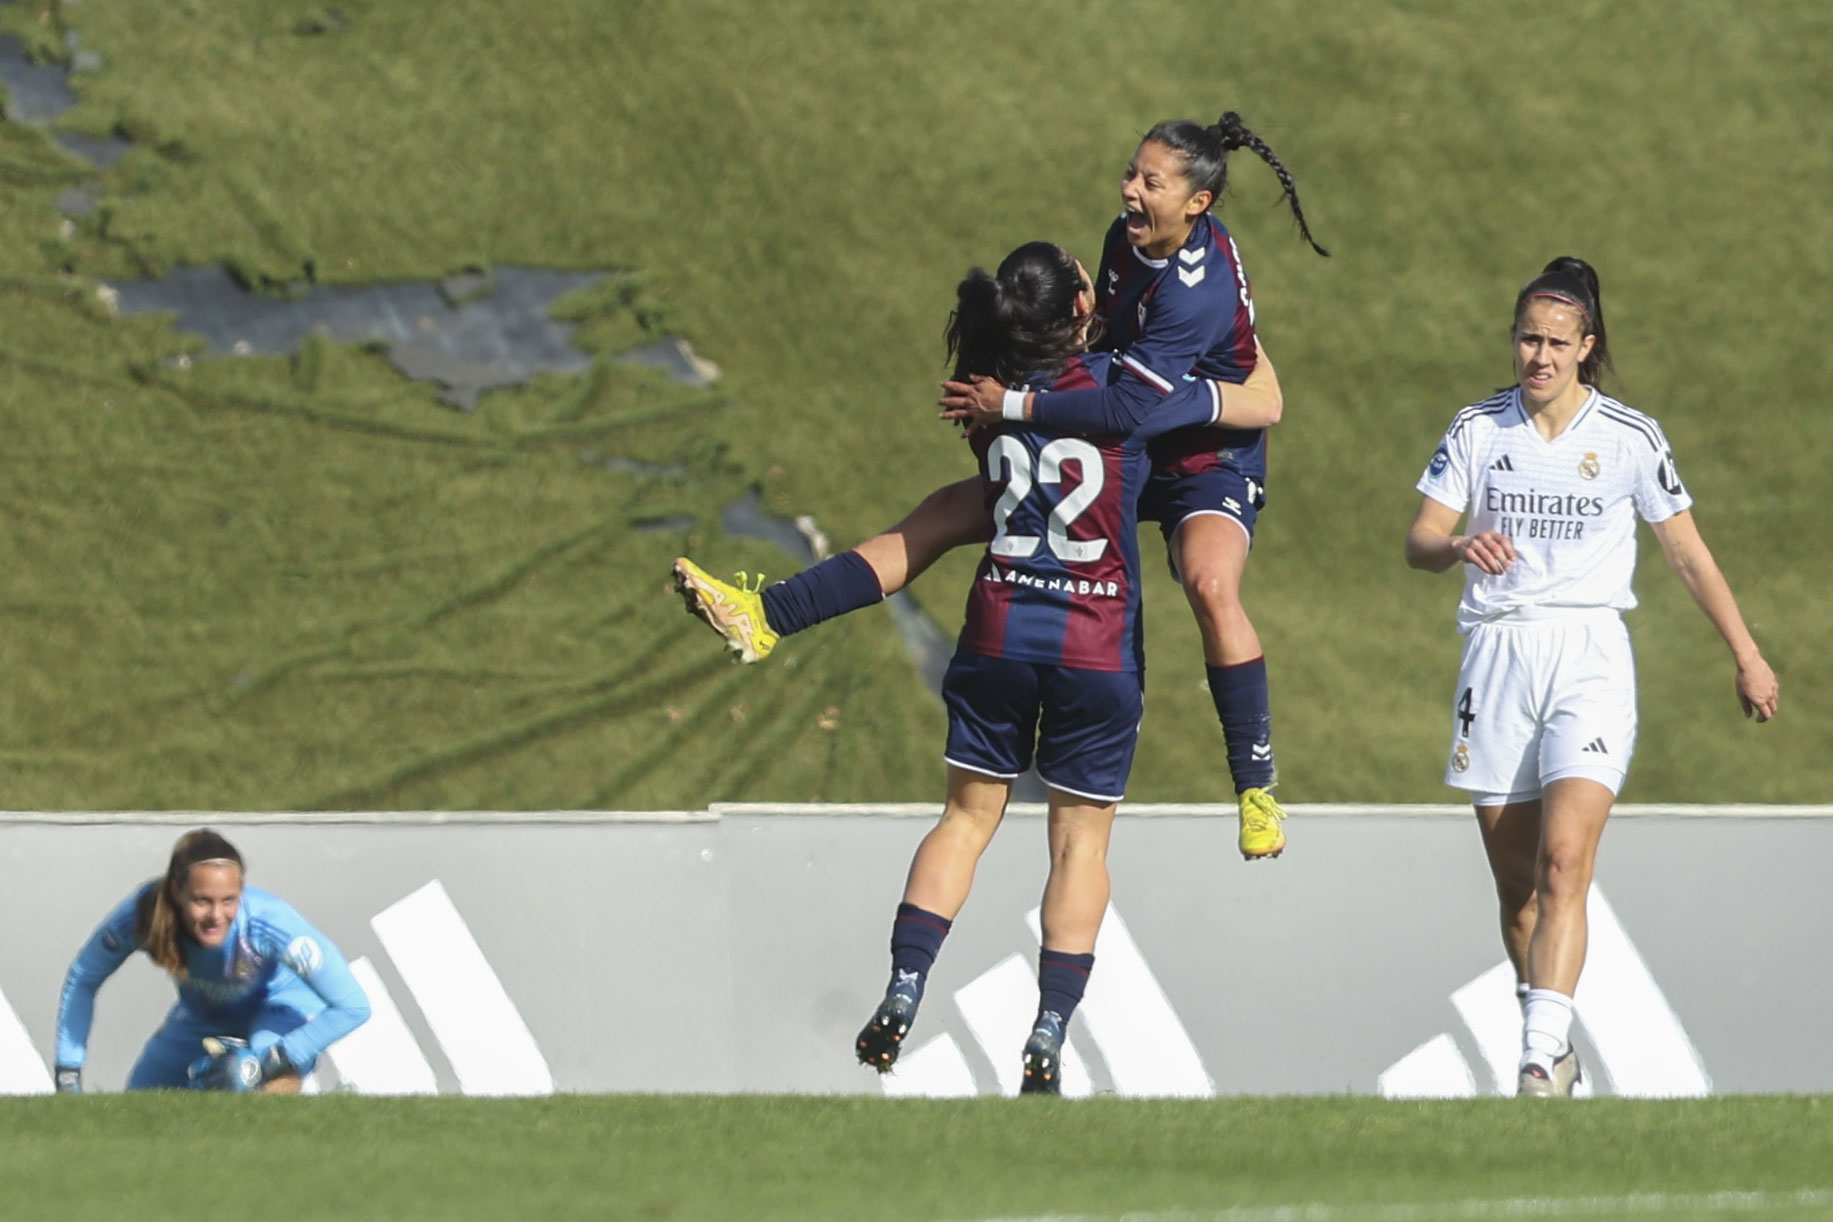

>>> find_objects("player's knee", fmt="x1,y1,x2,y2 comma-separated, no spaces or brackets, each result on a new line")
1535,845,1594,904
1179,566,1243,615
937,803,1002,841
1048,830,1111,865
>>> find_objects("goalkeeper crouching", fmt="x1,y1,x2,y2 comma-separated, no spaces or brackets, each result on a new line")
52,828,370,1093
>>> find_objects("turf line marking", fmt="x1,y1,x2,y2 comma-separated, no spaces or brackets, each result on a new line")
962,1187,1833,1221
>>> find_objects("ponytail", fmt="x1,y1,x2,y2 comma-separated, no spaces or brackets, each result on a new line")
134,828,244,978
1515,255,1613,387
1142,111,1330,257
945,241,1091,387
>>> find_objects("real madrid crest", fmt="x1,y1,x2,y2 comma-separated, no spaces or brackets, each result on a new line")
1579,452,1601,480
1452,743,1470,773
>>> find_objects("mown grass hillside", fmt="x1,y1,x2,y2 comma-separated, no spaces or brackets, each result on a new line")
0,0,1824,807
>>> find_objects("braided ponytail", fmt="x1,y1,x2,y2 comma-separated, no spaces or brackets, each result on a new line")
1210,112,1329,257
1143,111,1330,257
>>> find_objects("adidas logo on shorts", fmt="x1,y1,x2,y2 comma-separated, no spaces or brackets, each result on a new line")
1581,737,1609,754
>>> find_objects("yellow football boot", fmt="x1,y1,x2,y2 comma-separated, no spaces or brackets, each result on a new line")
672,558,779,664
1238,786,1287,860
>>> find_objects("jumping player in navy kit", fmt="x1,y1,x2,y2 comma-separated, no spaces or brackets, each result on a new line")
851,242,1241,1094
674,111,1324,861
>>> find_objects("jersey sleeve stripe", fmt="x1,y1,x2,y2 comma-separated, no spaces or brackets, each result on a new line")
1118,353,1175,395
1207,379,1222,425
1444,393,1514,441
1595,401,1665,449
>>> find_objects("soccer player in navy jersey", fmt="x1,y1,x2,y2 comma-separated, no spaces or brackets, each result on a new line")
852,242,1231,1094
674,111,1324,861
1406,258,1778,1097
53,828,370,1093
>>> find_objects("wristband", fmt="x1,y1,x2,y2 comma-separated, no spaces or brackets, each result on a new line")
1001,389,1028,422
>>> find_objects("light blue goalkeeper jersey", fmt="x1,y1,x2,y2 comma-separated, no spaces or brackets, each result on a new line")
56,883,370,1071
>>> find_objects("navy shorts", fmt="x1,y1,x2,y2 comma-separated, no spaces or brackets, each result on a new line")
1140,466,1264,545
942,651,1144,803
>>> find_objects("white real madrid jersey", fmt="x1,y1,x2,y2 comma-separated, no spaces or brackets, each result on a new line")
1417,387,1692,633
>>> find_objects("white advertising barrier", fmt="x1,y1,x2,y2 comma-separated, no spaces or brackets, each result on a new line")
1,806,1828,1097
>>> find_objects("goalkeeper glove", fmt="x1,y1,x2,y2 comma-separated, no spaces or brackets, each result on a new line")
187,1037,264,1092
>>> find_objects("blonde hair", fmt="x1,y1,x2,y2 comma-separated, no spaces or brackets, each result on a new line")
133,828,244,978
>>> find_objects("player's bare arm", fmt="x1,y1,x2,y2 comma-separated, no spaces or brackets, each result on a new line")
1214,340,1282,429
1649,510,1779,722
1405,496,1516,575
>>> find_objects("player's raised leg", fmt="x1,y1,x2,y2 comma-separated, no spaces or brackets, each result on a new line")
856,765,1011,1073
674,477,986,664
1172,510,1285,859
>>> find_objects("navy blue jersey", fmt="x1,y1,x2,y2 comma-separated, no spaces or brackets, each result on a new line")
958,351,1220,671
1034,214,1263,480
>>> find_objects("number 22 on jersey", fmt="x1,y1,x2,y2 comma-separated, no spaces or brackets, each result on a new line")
985,435,1107,564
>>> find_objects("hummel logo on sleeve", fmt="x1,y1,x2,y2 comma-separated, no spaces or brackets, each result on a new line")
1490,455,1515,472
1582,737,1608,754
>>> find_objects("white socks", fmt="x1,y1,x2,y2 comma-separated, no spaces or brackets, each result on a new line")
1521,988,1574,1071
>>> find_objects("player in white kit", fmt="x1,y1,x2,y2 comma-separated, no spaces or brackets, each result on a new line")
1405,257,1779,1097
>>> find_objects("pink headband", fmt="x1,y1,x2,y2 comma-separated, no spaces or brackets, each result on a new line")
1527,291,1589,317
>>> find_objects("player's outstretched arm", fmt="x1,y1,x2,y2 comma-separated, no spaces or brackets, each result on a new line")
1649,510,1779,722
54,893,140,1086
1405,496,1515,575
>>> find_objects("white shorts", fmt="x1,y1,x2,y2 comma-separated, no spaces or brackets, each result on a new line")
1443,611,1636,803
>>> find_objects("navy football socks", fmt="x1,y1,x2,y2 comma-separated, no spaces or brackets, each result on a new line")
1036,948,1096,1028
888,902,952,1002
759,549,884,637
1206,657,1275,793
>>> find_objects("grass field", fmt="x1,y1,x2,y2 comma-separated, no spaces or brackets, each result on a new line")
4,1094,1832,1221
0,0,1826,810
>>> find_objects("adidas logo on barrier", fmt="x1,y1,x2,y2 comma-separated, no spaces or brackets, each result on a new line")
0,880,553,1097
314,879,553,1095
876,904,1214,1099
1377,886,1710,1098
